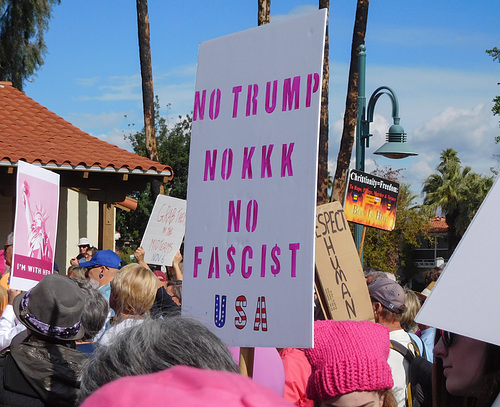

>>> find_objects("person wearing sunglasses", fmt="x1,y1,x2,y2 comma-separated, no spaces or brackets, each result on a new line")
433,329,500,407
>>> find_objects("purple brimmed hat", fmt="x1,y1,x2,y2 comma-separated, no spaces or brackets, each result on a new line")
79,249,122,269
14,273,85,341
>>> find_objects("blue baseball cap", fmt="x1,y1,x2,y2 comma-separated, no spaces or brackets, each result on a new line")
79,249,122,269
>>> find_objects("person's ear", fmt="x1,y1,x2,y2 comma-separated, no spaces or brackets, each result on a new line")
372,302,382,313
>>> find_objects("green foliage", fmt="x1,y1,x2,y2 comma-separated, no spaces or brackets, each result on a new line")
0,0,60,90
115,184,155,249
486,47,500,62
362,167,431,278
422,148,493,255
116,98,192,248
486,48,500,141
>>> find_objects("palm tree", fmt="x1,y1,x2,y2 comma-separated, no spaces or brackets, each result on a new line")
317,0,330,205
331,0,369,203
422,148,493,257
136,0,161,199
258,0,270,25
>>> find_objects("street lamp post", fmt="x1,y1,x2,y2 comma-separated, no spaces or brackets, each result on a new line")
354,44,417,255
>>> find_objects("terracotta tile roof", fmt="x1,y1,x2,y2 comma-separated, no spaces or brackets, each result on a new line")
429,216,448,233
0,82,172,177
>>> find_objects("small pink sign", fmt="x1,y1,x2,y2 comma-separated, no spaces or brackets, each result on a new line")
11,162,59,291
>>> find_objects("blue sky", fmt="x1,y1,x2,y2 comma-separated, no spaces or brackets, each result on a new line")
24,1,500,200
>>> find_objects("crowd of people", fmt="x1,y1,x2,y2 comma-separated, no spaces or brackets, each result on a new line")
0,232,497,407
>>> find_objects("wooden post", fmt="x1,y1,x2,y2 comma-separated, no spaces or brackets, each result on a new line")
358,226,366,260
239,347,255,377
99,203,115,250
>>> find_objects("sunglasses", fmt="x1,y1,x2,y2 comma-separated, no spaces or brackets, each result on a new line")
439,329,456,348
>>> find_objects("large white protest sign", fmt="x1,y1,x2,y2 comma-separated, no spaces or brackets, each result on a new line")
416,176,500,346
182,10,327,348
11,161,59,291
141,195,186,266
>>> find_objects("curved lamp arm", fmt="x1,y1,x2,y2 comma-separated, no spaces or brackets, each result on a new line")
366,86,401,126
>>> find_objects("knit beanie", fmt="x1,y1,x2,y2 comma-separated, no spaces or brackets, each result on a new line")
80,365,294,407
305,320,394,400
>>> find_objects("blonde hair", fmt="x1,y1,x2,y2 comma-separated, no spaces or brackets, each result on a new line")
110,263,157,318
401,288,421,333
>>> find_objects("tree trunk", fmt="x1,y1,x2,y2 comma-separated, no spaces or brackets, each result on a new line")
258,0,271,25
317,0,329,205
331,0,369,204
445,211,461,259
136,0,161,198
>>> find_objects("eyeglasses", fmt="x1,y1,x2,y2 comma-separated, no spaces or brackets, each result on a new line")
439,329,456,349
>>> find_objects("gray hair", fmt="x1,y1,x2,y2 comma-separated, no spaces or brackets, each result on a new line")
67,265,87,280
79,317,238,403
70,278,109,342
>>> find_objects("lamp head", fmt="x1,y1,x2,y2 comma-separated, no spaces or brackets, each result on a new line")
374,123,418,159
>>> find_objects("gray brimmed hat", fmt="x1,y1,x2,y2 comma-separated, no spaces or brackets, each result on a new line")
14,273,85,341
368,278,406,314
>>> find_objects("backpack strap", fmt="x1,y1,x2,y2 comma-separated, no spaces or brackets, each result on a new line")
408,333,428,361
390,340,414,363
390,340,414,407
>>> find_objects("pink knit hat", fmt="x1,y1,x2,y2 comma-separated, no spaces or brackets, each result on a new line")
80,365,293,407
305,320,394,400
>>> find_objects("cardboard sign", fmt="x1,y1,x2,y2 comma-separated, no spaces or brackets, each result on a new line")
315,202,374,321
141,195,186,266
416,176,500,347
182,10,327,348
344,169,399,231
11,161,59,291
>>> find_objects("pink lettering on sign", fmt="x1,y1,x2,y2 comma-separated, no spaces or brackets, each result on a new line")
203,144,294,182
226,245,236,276
193,246,203,278
281,143,295,177
191,242,300,279
282,76,301,111
204,150,217,181
245,200,258,232
208,247,220,279
193,89,221,121
232,86,243,118
241,246,253,279
13,254,52,282
261,145,274,178
221,149,233,180
241,147,255,179
209,89,221,120
227,200,259,233
246,84,258,117
265,80,278,114
227,200,241,232
193,90,206,121
195,73,321,121
306,73,320,107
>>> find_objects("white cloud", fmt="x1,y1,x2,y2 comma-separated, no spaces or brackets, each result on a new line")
67,111,131,129
74,76,101,87
92,128,134,152
74,74,142,102
272,5,318,22
370,25,491,49
154,80,195,117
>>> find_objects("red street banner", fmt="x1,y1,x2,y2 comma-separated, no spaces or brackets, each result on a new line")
343,169,399,231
